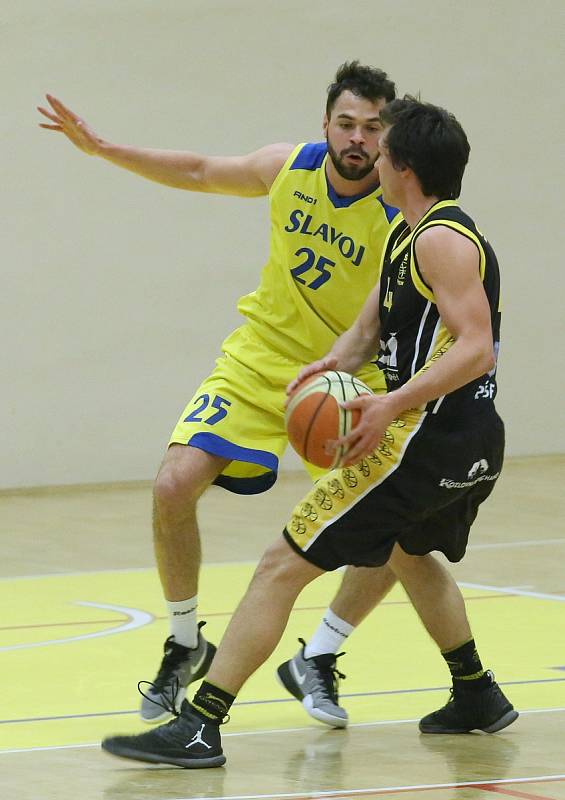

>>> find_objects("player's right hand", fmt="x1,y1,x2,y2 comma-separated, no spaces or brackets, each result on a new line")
37,95,102,156
286,356,339,398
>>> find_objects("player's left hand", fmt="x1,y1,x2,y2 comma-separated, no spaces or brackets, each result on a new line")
37,95,103,156
335,394,400,466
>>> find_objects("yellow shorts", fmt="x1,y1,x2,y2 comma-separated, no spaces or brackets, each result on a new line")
169,325,386,494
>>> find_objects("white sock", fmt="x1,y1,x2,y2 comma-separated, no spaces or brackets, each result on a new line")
303,608,355,658
167,595,198,648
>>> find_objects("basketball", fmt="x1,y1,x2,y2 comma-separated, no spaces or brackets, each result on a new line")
285,370,373,469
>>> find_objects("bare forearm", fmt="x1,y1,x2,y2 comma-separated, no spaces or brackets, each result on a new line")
97,141,210,191
39,94,281,198
329,324,379,375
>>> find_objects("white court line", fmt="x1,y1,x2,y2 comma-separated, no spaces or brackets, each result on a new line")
169,774,565,800
2,707,564,755
459,582,565,602
0,602,153,651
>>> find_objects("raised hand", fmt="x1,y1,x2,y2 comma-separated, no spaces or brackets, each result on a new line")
286,355,339,398
37,94,103,156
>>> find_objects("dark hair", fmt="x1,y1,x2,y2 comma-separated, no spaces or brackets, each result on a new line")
380,96,470,199
326,61,396,116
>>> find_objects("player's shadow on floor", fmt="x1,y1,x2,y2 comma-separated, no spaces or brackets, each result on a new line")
417,730,520,785
102,763,226,799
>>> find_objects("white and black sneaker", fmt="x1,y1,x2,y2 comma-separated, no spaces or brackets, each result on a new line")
277,638,348,728
139,622,216,723
102,700,225,768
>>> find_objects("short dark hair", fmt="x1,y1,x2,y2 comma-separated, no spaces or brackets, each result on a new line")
380,96,470,199
326,61,396,117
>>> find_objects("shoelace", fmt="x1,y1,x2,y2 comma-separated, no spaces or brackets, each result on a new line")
137,677,230,725
317,659,346,703
138,676,182,717
298,637,346,702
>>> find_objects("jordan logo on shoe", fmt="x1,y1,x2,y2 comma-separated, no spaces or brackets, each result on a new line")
291,660,307,686
185,723,212,750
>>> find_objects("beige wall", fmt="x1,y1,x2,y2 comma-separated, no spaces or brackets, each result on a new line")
3,0,563,488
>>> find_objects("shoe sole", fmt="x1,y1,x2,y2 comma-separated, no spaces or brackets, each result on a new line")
482,708,519,733
419,708,519,734
276,662,348,729
101,740,226,768
140,641,218,724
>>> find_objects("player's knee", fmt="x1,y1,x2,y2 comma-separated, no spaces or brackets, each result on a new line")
153,465,199,514
254,542,288,581
388,544,433,575
253,538,315,588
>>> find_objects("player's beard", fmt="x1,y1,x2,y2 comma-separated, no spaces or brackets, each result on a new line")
326,139,376,181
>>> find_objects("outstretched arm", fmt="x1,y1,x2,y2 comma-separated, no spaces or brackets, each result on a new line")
38,94,294,196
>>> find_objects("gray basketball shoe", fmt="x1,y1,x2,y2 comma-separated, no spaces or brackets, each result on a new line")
140,622,216,723
277,638,348,728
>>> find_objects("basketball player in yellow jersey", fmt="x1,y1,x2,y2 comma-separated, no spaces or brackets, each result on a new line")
38,63,401,727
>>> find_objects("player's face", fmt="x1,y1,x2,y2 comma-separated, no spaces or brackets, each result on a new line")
375,127,400,204
324,90,386,181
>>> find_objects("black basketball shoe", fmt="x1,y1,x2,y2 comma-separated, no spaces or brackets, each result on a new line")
419,671,518,734
102,700,226,768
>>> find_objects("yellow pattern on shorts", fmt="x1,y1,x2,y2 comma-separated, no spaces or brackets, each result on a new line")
286,409,426,550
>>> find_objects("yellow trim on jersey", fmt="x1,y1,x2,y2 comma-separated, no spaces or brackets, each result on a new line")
379,216,406,273
409,219,488,303
409,254,435,303
389,200,458,263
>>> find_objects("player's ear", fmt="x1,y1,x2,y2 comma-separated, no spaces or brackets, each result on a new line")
322,113,329,137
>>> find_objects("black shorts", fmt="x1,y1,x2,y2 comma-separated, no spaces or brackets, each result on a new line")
283,407,504,571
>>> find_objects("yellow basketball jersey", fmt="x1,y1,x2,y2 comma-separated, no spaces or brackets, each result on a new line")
231,142,400,365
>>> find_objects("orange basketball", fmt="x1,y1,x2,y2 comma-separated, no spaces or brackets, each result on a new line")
285,370,372,469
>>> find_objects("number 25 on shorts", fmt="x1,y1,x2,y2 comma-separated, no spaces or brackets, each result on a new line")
184,394,232,425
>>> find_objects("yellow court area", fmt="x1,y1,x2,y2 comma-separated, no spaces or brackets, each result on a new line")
2,461,565,800
2,563,564,751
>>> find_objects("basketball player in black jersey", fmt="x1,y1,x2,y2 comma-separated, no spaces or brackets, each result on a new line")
102,98,517,768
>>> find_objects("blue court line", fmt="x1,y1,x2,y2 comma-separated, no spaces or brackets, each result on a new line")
2,676,564,725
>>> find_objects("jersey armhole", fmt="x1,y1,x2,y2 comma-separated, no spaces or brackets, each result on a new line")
268,143,306,199
410,221,487,302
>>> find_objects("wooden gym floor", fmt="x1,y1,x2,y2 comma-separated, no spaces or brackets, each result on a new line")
2,455,565,800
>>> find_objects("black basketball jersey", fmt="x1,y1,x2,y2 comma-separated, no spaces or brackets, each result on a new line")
376,200,501,417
